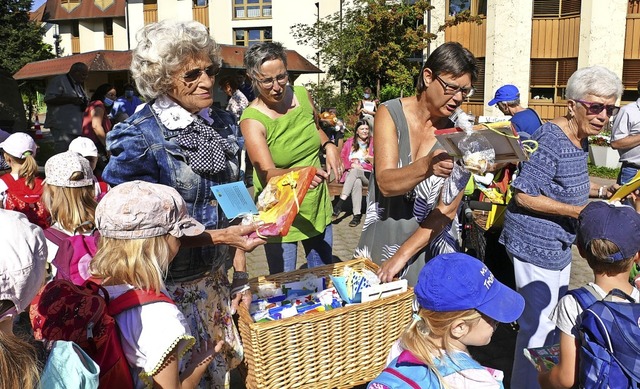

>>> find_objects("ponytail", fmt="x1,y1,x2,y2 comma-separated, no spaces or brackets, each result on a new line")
18,154,38,189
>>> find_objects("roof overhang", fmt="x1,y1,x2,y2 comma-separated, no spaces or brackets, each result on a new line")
14,46,322,81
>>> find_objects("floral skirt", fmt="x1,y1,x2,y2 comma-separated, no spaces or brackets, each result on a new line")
166,266,242,389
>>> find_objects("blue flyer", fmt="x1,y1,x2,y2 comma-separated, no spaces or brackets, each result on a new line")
210,181,258,219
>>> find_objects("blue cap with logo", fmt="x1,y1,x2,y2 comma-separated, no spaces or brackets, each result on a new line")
414,253,524,323
578,201,640,262
488,84,520,106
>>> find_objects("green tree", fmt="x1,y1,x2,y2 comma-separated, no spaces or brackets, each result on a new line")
292,0,434,96
0,0,54,74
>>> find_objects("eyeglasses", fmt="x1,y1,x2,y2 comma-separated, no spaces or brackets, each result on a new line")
257,72,288,89
181,65,219,83
435,75,474,98
574,100,620,117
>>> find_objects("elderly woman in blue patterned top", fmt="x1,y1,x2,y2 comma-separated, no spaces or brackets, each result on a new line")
499,66,622,389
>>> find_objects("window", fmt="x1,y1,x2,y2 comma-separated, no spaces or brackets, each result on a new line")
622,59,640,102
533,0,581,18
72,20,80,38
234,27,272,46
446,0,486,17
468,57,485,102
103,18,113,36
233,0,272,19
530,58,578,102
60,0,81,12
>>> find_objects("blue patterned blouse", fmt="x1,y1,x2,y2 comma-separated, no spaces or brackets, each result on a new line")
499,121,590,270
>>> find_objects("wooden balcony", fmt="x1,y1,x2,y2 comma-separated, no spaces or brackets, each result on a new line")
143,4,158,25
104,35,113,50
71,37,80,54
625,14,640,58
531,17,580,58
444,20,486,57
193,6,209,28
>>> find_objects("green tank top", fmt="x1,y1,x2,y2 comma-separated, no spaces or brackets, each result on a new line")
241,85,331,242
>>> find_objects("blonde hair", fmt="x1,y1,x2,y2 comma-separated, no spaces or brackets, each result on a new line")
400,308,482,387
42,176,96,234
0,329,41,389
90,236,172,292
3,152,38,189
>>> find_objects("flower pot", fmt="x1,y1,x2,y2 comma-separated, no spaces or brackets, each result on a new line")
589,145,621,169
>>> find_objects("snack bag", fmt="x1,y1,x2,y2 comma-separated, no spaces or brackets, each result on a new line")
250,167,316,237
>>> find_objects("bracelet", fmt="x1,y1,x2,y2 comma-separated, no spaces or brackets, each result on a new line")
598,186,606,199
321,140,334,151
233,271,249,280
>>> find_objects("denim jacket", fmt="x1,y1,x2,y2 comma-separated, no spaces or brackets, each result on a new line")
103,102,240,282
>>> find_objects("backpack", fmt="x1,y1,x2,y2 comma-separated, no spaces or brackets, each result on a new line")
44,226,99,285
368,350,496,389
30,280,175,389
568,286,640,389
0,174,50,229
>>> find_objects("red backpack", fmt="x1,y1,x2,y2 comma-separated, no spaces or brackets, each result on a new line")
0,174,50,229
30,280,174,389
44,226,99,285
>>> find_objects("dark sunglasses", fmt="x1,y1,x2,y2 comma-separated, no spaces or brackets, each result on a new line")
574,100,620,117
182,65,219,82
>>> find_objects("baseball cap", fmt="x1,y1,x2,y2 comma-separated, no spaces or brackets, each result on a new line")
488,85,520,106
68,137,98,158
578,201,640,262
0,209,47,312
0,132,37,159
44,151,95,188
415,253,524,323
96,180,205,239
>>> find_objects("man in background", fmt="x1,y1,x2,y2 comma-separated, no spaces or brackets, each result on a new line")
611,81,640,185
488,84,543,138
44,62,89,153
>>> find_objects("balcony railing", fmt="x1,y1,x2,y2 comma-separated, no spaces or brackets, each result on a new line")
143,4,158,25
104,35,113,50
193,6,209,28
71,37,80,54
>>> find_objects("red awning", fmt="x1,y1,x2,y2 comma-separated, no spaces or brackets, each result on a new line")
14,46,322,81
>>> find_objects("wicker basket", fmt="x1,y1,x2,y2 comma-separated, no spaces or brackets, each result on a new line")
237,258,414,389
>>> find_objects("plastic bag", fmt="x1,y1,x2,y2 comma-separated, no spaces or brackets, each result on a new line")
455,110,495,175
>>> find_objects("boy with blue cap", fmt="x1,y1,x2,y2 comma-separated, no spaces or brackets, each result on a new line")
489,85,543,137
369,252,525,389
539,201,640,389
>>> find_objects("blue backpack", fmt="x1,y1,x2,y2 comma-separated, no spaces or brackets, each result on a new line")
568,287,640,389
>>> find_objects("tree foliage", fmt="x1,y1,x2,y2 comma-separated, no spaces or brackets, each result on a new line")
0,0,54,75
292,0,434,97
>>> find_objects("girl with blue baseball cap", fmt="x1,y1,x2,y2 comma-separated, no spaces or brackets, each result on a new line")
369,253,525,389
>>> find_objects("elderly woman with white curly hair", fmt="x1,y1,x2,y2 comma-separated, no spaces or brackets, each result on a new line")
102,20,265,387
498,65,623,389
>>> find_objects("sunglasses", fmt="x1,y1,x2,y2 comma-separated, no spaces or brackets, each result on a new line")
574,100,620,117
181,65,219,83
435,75,475,98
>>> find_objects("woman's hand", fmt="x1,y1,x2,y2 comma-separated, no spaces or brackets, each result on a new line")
427,149,454,178
207,223,266,252
324,143,343,182
377,256,407,283
311,168,330,188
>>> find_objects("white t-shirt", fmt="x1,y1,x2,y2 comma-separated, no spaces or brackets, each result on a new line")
104,284,195,389
550,282,640,337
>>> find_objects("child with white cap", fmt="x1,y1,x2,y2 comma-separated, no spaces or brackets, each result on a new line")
369,252,525,389
41,151,98,279
89,180,224,388
68,136,110,200
0,209,98,388
0,132,51,228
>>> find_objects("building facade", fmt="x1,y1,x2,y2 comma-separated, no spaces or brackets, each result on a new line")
34,0,640,118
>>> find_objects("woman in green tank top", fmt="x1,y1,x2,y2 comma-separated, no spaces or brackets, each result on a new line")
240,42,343,274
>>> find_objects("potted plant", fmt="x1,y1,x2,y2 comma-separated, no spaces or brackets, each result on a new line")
588,130,621,168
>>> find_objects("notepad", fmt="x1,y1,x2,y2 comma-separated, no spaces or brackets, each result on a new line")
210,181,258,219
609,171,640,203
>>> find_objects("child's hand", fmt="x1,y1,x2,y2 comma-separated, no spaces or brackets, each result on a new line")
190,339,223,369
